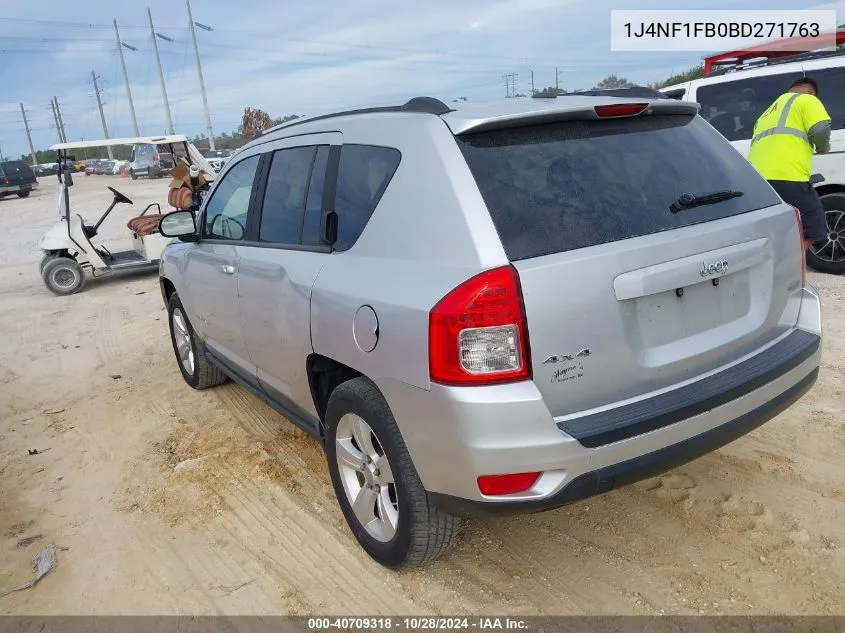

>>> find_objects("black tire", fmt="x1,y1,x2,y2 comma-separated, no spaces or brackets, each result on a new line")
130,170,138,181
806,192,845,275
167,292,228,389
41,256,84,295
39,253,57,274
325,377,461,568
17,189,31,198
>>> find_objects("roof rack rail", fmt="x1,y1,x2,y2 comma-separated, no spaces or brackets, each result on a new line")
252,96,453,140
567,86,669,99
707,47,845,76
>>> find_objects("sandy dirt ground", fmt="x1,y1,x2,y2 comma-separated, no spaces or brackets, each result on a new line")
0,174,844,616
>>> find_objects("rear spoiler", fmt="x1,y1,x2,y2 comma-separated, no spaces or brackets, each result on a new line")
452,100,701,135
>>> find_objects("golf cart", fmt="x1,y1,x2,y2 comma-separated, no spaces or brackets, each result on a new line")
38,135,215,296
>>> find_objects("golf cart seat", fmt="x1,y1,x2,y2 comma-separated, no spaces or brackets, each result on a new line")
127,214,166,237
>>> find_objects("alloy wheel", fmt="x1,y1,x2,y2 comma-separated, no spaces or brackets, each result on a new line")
171,308,195,375
335,413,398,542
811,210,845,263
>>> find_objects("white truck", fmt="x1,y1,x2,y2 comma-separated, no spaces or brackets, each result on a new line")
661,50,845,275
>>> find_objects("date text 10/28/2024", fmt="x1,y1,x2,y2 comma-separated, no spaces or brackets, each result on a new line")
308,618,528,630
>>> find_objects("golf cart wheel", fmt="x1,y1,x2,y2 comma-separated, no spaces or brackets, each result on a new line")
17,189,30,198
39,253,57,274
167,292,227,389
130,170,137,180
42,257,84,296
325,377,461,568
806,192,845,275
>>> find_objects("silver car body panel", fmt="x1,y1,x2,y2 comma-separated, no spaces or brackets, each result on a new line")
159,96,822,509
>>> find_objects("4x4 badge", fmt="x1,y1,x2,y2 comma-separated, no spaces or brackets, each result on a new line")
543,349,591,364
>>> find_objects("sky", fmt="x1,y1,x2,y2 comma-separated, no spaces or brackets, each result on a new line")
0,0,842,160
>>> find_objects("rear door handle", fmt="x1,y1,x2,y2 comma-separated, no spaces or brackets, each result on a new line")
219,264,235,275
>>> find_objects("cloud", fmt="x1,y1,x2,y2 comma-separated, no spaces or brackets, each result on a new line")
2,0,844,158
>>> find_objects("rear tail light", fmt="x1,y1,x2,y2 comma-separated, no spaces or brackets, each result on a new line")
429,265,531,386
792,206,807,287
594,103,649,118
1,176,7,185
478,472,541,496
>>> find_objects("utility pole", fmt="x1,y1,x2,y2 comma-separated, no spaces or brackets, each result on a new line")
92,72,115,160
502,74,510,98
20,103,38,166
555,67,560,92
530,70,535,95
114,19,140,136
53,96,67,143
148,7,175,134
187,0,215,148
50,99,62,143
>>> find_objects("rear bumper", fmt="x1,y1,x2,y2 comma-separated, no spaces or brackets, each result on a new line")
377,285,823,516
0,183,35,194
429,366,818,516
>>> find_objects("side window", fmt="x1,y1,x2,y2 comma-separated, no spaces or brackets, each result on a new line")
258,146,315,244
301,146,330,247
696,72,804,141
202,154,260,241
333,144,401,251
812,68,845,131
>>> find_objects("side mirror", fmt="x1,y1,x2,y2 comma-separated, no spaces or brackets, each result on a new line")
810,173,825,186
159,211,198,240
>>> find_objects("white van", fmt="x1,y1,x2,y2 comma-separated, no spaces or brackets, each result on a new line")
661,51,845,274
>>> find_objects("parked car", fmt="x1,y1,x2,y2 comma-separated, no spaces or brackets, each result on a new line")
0,160,38,198
200,148,233,173
660,49,845,275
112,160,130,175
129,142,174,179
95,160,115,175
157,95,823,568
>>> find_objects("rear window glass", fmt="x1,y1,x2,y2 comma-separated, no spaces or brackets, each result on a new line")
456,114,781,261
695,72,804,141
334,144,401,251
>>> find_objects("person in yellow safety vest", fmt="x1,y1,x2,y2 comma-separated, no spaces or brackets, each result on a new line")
747,77,831,250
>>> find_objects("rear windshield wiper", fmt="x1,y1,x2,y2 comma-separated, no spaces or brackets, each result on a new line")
669,190,744,213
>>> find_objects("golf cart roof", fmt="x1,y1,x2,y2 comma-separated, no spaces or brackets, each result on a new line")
49,135,190,150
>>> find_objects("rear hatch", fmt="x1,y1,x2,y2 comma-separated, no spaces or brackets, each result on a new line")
1,161,36,187
454,102,803,417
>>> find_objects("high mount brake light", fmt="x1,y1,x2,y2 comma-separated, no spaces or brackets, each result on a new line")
594,103,649,118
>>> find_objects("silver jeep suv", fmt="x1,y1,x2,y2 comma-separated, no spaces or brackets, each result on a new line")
157,94,822,568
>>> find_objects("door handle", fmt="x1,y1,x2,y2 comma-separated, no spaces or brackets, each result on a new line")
219,264,235,275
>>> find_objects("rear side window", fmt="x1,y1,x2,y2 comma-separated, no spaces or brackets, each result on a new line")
334,144,401,251
259,146,315,244
456,114,781,261
695,72,803,141
812,67,845,131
